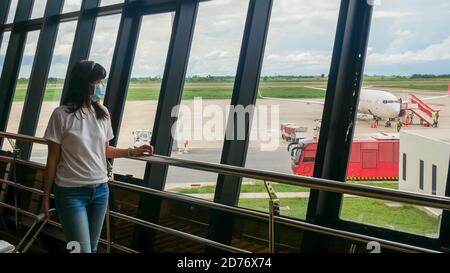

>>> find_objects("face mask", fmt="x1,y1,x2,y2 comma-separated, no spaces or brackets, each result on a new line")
91,83,106,102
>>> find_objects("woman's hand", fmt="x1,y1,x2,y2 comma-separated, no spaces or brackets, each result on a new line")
40,197,50,219
132,144,154,156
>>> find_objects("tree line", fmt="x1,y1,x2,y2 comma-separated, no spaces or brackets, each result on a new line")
15,74,450,85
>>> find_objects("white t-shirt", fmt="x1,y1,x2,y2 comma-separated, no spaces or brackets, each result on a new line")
44,105,114,187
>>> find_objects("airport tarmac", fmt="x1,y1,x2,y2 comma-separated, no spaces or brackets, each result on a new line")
3,89,449,185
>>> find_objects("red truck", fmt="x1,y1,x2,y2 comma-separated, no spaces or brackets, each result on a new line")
281,123,308,142
289,135,399,181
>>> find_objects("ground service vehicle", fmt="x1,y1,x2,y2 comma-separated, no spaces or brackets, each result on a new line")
289,135,399,181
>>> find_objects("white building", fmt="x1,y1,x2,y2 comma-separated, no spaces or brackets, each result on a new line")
399,129,450,216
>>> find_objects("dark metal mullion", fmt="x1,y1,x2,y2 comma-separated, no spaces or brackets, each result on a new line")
16,0,65,160
0,0,11,45
0,1,205,33
207,0,273,250
142,0,198,190
0,24,13,32
303,0,373,252
213,0,272,206
132,0,198,253
304,0,349,224
104,0,143,146
0,0,34,149
59,0,101,105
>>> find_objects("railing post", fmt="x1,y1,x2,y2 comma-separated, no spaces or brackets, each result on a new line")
264,181,279,253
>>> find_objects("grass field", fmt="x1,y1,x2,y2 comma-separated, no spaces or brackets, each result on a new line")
10,77,449,102
173,181,439,237
173,181,398,194
238,197,439,237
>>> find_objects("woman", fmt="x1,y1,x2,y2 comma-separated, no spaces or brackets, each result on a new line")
40,60,153,253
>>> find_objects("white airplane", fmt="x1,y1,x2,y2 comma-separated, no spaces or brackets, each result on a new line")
259,86,450,127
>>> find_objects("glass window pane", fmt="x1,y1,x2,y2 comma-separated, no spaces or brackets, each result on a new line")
100,0,124,6
238,0,340,220
113,13,172,179
165,0,248,198
6,0,18,24
63,0,82,13
30,22,78,163
340,197,441,237
3,30,40,142
0,32,11,75
340,0,449,238
89,14,121,76
30,0,46,19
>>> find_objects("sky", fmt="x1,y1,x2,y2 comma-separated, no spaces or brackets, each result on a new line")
0,0,449,79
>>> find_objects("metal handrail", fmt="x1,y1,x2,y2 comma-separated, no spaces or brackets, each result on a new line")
0,178,249,253
2,131,450,211
109,180,439,253
0,176,439,253
0,201,135,253
0,132,48,145
0,131,447,253
130,154,450,211
109,211,250,253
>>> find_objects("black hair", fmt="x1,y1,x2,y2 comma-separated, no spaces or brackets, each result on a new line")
62,60,109,120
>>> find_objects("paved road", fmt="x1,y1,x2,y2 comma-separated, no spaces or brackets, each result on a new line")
167,147,293,185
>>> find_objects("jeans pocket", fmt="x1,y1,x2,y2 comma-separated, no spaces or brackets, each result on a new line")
94,183,109,199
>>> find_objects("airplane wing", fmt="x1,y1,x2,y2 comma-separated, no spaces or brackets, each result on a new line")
258,85,379,105
419,95,450,102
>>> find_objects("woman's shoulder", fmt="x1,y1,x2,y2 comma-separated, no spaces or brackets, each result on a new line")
52,105,71,117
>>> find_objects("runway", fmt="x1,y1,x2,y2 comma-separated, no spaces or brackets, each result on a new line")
3,88,449,187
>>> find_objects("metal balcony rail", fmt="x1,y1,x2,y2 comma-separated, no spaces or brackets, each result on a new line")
0,131,447,253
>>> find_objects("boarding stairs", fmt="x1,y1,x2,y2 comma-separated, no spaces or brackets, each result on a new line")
402,94,440,126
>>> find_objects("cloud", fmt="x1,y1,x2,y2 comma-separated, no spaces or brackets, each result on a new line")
270,10,338,24
3,0,450,78
394,30,411,37
367,36,450,65
373,11,416,18
260,51,331,76
267,52,330,66
205,50,230,59
63,0,81,12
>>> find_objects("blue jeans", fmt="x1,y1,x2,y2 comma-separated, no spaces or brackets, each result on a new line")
54,183,109,253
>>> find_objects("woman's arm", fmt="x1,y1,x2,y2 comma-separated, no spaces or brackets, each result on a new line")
105,143,154,159
41,141,61,218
